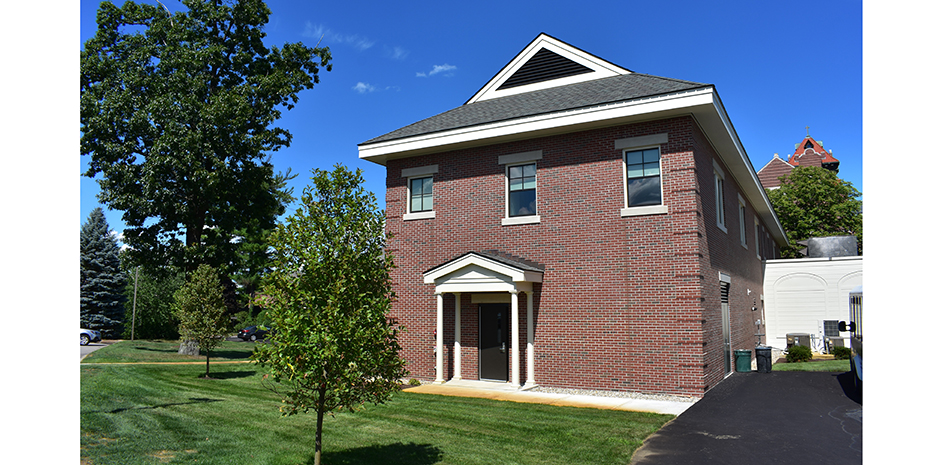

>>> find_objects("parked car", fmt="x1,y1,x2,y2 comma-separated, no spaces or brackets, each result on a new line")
81,328,101,346
237,325,270,341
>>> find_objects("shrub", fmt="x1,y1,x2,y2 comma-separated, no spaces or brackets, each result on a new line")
831,346,852,360
786,345,813,363
408,378,422,386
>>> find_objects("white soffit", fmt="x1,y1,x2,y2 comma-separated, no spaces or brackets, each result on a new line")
466,33,631,104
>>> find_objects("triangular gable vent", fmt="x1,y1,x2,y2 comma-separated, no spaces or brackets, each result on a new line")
466,33,631,104
497,48,593,90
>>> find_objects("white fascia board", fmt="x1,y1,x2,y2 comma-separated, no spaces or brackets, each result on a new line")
359,88,716,162
424,254,541,284
703,94,788,247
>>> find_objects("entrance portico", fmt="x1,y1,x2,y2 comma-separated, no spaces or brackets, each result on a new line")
423,251,543,389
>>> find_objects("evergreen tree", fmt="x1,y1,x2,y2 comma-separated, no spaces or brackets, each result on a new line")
80,207,128,338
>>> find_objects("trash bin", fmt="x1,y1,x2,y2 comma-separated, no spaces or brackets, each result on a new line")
734,349,752,372
755,346,773,373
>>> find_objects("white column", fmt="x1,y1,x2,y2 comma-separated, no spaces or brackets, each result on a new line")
524,291,536,389
453,292,462,380
434,292,444,384
510,289,520,388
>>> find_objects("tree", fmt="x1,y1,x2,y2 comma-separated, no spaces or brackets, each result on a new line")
81,207,128,338
767,166,863,258
80,0,330,278
121,261,184,340
172,264,229,377
253,165,407,465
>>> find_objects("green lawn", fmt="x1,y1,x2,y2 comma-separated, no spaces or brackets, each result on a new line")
82,339,257,364
81,341,672,465
772,359,851,372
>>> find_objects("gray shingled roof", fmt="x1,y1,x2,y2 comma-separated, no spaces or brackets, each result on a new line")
424,250,545,276
361,73,711,146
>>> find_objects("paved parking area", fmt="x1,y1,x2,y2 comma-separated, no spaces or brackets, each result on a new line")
630,371,862,465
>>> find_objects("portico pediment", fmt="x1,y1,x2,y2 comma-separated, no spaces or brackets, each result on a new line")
424,251,543,294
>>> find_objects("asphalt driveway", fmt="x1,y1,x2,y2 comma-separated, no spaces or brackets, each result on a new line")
631,371,862,465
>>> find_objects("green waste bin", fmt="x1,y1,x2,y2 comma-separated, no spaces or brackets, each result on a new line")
734,349,752,372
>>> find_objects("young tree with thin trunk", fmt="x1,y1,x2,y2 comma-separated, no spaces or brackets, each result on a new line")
253,165,407,465
173,264,229,377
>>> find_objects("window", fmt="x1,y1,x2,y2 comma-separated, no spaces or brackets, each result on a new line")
755,218,762,259
714,166,726,232
498,150,542,225
616,133,668,217
410,176,433,213
401,164,438,221
508,163,537,217
738,195,747,248
625,148,662,207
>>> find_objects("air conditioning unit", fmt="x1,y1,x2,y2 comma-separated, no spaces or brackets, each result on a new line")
786,333,811,348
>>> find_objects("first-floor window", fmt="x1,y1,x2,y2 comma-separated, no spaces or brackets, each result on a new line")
508,163,537,216
410,176,433,213
625,148,662,207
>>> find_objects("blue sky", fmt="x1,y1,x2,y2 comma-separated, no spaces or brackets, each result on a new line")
78,0,863,239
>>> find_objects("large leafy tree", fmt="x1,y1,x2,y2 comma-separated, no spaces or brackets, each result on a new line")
172,264,229,377
80,0,331,277
767,166,863,258
254,166,407,465
81,207,128,338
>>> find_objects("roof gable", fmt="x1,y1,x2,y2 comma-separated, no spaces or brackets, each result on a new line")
466,33,631,104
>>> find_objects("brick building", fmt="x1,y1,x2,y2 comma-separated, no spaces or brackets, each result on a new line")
358,34,788,397
757,135,840,189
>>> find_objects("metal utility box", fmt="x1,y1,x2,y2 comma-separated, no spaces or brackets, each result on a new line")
786,333,811,348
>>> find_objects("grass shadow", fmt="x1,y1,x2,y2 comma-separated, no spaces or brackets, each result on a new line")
87,397,224,414
133,346,178,353
204,370,257,380
316,442,444,465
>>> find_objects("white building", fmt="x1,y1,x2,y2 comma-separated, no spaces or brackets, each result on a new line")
762,256,863,352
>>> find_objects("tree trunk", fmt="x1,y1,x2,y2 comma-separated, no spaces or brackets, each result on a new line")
178,339,199,356
205,350,211,378
315,383,327,465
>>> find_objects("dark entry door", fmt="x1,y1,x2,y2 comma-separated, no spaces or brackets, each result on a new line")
479,304,509,381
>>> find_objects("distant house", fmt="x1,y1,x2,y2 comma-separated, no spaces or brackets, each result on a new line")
358,34,787,398
756,135,840,189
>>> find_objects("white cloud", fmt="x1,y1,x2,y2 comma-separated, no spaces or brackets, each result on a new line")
417,64,457,78
303,22,374,51
388,46,409,60
353,82,376,94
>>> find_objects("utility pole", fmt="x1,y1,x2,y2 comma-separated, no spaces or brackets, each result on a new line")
131,266,139,340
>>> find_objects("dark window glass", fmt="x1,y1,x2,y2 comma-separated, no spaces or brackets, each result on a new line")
410,176,433,212
625,148,661,207
508,163,536,216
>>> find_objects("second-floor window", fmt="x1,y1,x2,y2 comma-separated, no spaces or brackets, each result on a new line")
508,163,537,217
625,148,662,207
409,176,433,213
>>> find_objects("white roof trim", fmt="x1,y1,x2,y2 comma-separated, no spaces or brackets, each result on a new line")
466,34,630,104
360,87,714,161
424,253,543,284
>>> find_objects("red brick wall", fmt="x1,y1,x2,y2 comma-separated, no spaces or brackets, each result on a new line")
385,116,769,397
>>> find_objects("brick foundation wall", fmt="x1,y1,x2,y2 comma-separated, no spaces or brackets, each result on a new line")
385,116,769,397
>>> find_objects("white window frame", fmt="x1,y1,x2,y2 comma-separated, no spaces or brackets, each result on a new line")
499,151,542,226
402,165,438,221
713,160,727,233
738,194,748,248
616,133,669,217
755,217,762,259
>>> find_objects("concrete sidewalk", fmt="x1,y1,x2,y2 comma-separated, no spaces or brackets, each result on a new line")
404,380,697,416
